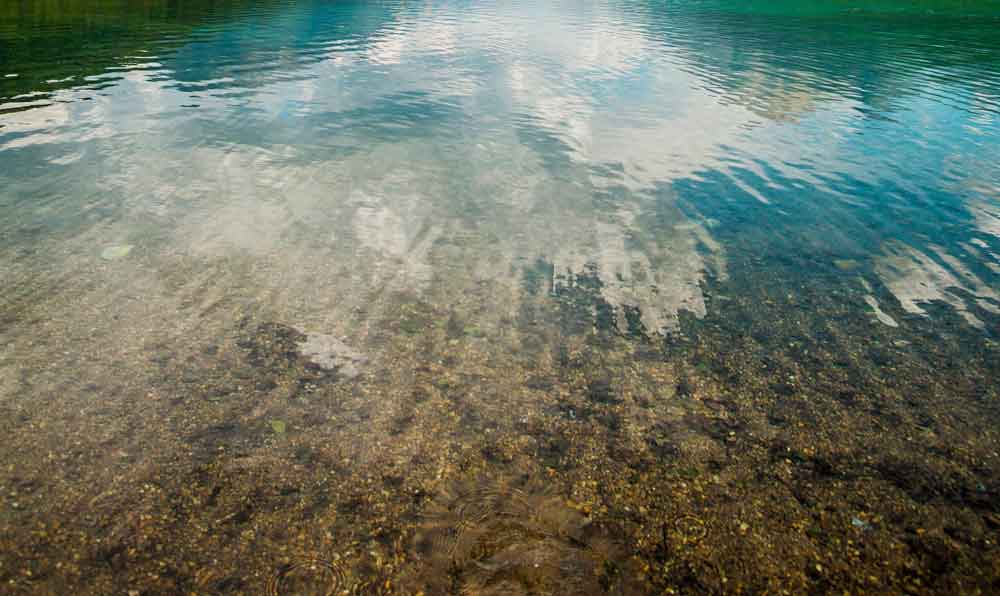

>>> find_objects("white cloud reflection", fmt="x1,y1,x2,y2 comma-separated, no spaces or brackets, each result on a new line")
2,0,996,338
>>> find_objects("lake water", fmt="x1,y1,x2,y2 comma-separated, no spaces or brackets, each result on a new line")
2,0,999,593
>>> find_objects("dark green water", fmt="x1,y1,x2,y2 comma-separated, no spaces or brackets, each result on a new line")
1,1,999,593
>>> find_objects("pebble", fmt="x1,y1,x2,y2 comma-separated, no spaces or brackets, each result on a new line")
100,244,134,261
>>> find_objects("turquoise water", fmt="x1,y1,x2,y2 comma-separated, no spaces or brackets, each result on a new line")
2,1,1000,593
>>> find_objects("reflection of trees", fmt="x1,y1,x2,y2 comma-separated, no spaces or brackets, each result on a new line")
632,0,1000,120
164,0,403,90
2,0,260,101
0,0,400,105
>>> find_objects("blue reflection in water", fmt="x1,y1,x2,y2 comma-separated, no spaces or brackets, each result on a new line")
0,0,998,328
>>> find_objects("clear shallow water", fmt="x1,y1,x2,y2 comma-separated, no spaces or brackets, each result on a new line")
1,0,1000,593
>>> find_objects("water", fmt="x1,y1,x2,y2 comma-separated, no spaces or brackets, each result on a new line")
2,0,999,593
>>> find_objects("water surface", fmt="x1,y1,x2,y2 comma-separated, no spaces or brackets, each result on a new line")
2,0,1000,593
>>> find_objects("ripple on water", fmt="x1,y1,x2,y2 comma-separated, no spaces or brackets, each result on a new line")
1,0,1000,593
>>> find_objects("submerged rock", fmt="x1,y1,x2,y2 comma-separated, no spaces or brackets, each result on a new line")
293,328,367,380
834,259,860,271
100,244,133,260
